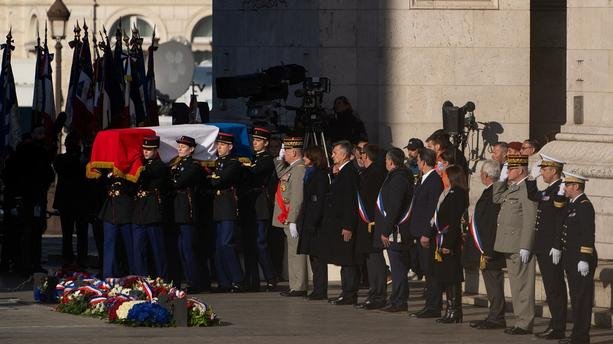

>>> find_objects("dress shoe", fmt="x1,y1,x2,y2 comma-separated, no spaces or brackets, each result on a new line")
469,320,486,328
414,309,442,318
409,308,428,317
382,304,408,313
542,331,566,340
264,282,277,292
280,290,307,297
558,338,571,344
504,327,532,335
329,296,357,305
307,293,328,301
230,283,242,293
356,300,385,310
535,327,555,338
477,321,506,330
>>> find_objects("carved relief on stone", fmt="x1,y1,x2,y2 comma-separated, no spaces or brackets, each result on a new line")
410,0,499,10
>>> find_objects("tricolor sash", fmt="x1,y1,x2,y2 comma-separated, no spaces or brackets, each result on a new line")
434,209,449,250
468,210,484,255
357,191,375,233
275,182,289,225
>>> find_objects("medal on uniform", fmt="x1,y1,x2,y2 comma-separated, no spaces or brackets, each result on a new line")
435,248,443,262
479,255,487,270
280,181,287,192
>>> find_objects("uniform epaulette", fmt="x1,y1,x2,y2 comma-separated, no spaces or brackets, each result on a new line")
554,200,566,208
581,199,590,204
580,246,594,254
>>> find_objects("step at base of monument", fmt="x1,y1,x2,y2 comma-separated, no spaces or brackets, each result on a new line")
462,293,612,329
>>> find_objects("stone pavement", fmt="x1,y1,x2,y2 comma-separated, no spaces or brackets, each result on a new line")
1,236,612,344
1,284,613,344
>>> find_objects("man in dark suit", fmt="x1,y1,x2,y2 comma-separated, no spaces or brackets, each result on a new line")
528,154,568,340
406,148,444,318
354,144,388,310
322,140,361,305
466,160,506,330
376,148,415,312
210,132,244,292
132,136,170,279
559,172,597,344
170,135,206,291
240,127,277,291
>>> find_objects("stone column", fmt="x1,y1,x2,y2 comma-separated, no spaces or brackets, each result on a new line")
540,0,613,259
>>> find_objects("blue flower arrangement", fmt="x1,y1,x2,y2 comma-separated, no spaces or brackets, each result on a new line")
126,302,171,326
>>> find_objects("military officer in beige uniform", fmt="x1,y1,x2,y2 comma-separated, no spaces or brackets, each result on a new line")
492,155,538,335
273,137,308,297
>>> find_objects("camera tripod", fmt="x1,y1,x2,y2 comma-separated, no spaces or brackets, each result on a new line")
303,128,330,168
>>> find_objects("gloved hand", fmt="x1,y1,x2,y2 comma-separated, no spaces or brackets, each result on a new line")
558,182,566,196
549,248,561,265
519,249,530,264
289,223,298,239
278,143,285,160
578,261,589,277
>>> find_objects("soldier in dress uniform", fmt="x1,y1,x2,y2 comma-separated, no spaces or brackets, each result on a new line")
170,135,206,292
99,172,136,278
273,136,307,297
528,154,568,340
240,127,277,291
210,132,244,292
493,154,538,335
559,172,597,344
132,136,169,278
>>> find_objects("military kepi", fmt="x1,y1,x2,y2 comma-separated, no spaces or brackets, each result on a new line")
563,171,588,184
216,132,234,144
506,154,529,167
539,153,565,168
283,136,303,149
252,127,271,140
176,135,197,147
142,135,160,149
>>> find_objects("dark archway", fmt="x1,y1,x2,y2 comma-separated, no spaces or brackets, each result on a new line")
530,0,567,144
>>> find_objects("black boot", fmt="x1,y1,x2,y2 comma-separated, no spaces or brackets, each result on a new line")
436,286,451,323
439,283,462,324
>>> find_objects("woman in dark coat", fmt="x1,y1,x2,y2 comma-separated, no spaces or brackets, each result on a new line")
432,164,469,323
297,146,330,300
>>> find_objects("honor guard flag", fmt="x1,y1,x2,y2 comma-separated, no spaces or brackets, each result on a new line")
31,26,55,137
0,29,21,155
70,22,95,137
146,31,159,126
65,23,83,132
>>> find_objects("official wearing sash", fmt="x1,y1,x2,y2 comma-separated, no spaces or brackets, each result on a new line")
376,148,415,312
407,148,444,318
354,144,388,309
559,172,597,344
210,132,244,292
431,165,468,324
132,136,169,278
171,136,206,292
465,160,506,329
240,127,277,291
273,137,307,297
528,154,568,340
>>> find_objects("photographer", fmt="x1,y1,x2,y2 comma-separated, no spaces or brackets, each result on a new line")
328,96,368,145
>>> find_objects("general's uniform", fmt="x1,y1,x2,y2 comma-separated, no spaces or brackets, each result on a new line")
210,132,244,291
272,137,306,293
171,136,206,291
493,155,538,332
527,154,568,337
132,136,169,278
240,128,277,290
374,167,415,309
560,172,597,344
99,176,136,278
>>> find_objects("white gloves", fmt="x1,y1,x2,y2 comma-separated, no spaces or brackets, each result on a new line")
549,248,561,265
578,261,589,277
289,223,298,239
278,143,285,160
558,182,565,196
519,249,530,264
